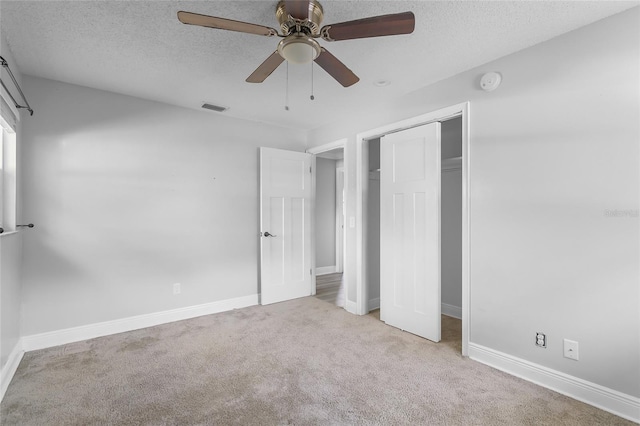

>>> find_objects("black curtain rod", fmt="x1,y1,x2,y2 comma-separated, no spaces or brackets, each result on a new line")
0,55,34,116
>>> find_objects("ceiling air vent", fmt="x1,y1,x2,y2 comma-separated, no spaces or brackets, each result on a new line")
201,103,228,112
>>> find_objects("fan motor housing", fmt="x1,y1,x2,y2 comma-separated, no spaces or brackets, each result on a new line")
278,35,321,63
276,0,324,36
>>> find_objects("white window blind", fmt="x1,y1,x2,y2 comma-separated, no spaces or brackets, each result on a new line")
0,94,17,234
0,127,4,229
0,93,17,131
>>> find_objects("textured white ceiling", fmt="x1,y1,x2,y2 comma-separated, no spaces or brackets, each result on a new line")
1,1,636,130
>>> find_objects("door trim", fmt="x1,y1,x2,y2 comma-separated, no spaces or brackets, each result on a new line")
335,165,344,273
355,102,470,356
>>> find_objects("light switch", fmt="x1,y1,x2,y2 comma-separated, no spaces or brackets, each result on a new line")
563,339,579,361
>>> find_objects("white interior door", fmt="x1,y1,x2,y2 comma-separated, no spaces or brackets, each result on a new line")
260,147,312,305
380,122,441,342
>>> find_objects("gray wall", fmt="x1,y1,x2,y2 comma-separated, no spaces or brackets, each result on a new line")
441,118,462,159
441,118,462,310
315,157,336,269
19,76,307,335
366,138,380,307
308,8,639,398
441,169,462,309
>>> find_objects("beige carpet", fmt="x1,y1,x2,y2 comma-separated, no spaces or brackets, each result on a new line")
1,297,632,425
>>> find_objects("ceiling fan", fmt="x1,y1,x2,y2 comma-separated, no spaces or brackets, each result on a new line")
177,0,415,87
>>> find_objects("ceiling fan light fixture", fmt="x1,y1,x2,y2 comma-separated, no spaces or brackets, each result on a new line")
179,1,416,87
278,36,320,64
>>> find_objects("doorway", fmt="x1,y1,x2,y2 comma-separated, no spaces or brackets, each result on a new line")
308,140,347,308
355,103,470,356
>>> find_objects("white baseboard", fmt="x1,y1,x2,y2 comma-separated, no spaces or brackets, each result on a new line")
316,266,338,275
345,299,357,315
22,294,259,352
1,341,24,402
368,297,380,311
469,343,640,423
442,303,462,319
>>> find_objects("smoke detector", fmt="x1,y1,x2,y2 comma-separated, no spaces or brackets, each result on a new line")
480,72,502,92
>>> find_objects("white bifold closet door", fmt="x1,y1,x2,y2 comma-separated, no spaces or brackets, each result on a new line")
380,122,441,342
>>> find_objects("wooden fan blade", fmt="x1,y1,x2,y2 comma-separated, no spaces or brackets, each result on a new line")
284,1,312,20
314,48,359,87
321,12,415,41
246,52,285,83
177,11,278,37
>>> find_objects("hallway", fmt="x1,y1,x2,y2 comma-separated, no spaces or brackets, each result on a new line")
314,273,345,307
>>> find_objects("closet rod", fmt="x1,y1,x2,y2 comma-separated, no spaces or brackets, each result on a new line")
0,224,34,234
0,55,34,116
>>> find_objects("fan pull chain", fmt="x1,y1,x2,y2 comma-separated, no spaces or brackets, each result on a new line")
310,61,315,101
284,62,290,111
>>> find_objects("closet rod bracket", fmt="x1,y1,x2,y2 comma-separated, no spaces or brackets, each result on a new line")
0,55,34,116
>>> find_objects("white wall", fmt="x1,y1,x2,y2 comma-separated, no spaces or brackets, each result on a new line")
308,8,639,400
315,157,336,269
0,37,23,374
20,76,307,336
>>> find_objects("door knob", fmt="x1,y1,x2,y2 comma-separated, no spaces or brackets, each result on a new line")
263,232,277,237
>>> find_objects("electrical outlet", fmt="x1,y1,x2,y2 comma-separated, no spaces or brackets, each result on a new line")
564,339,579,360
173,283,181,295
535,332,546,348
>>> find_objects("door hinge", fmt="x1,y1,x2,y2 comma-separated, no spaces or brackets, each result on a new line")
310,269,312,275
309,166,312,173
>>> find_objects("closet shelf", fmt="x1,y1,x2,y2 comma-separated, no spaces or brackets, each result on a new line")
442,156,462,171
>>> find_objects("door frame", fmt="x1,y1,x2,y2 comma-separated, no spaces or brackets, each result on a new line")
307,138,348,297
335,164,344,273
355,102,470,356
